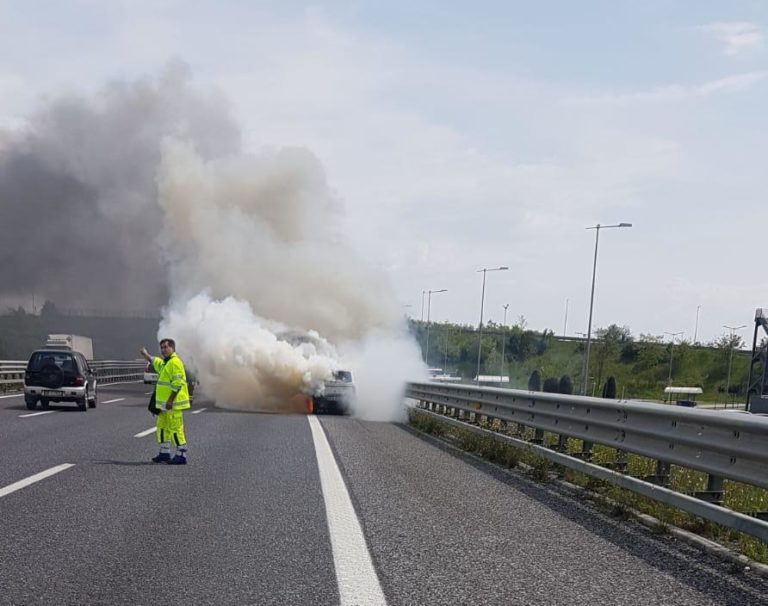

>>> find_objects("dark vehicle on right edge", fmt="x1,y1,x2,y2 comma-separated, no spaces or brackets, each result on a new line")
23,349,98,411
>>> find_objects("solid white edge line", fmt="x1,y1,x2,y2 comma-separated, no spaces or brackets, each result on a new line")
101,398,125,404
18,411,57,418
191,407,206,414
0,464,75,498
0,392,23,399
307,416,387,606
134,427,156,438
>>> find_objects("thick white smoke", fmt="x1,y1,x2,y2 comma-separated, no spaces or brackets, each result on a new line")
156,137,424,418
159,294,339,412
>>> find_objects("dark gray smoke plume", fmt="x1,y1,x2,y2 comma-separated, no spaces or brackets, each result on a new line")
0,62,240,313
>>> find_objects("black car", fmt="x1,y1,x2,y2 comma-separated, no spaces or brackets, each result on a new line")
23,349,98,411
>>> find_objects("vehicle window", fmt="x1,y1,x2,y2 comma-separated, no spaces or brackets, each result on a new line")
333,370,352,382
27,351,75,372
76,354,89,373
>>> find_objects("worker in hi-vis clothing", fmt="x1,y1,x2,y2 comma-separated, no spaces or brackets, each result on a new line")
140,339,191,465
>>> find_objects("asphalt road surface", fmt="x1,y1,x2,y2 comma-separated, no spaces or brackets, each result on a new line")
1,382,768,605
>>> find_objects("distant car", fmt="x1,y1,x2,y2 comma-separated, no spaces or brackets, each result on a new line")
24,349,98,411
143,362,158,384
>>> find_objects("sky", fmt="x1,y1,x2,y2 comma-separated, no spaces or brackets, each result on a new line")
1,0,766,346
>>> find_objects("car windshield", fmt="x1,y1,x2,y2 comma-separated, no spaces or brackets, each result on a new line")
333,370,352,382
28,351,76,372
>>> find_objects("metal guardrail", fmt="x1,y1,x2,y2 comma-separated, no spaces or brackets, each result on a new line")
0,359,146,389
0,361,27,386
88,360,146,383
407,381,768,542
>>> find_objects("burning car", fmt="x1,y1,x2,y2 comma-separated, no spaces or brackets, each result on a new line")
310,369,356,415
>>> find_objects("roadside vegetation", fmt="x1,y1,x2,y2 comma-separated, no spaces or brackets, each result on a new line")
410,319,754,404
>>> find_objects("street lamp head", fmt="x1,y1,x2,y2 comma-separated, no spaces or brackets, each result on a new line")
619,222,632,228
498,266,509,270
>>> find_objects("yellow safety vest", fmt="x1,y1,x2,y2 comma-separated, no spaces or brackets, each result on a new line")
152,352,191,411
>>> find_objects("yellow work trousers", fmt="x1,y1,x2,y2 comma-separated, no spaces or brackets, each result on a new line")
155,409,186,447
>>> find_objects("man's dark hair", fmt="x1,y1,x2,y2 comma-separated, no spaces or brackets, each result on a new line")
159,338,176,349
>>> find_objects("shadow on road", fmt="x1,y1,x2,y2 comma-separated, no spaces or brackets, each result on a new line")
93,460,164,467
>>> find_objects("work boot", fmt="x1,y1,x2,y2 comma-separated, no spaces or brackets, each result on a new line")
167,454,187,465
152,452,171,463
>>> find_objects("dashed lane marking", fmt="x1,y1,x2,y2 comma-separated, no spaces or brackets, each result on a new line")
101,398,125,404
0,393,23,399
134,427,156,438
0,464,75,499
18,411,57,418
191,408,206,414
308,416,387,606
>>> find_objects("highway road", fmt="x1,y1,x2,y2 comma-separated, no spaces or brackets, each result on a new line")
1,382,768,605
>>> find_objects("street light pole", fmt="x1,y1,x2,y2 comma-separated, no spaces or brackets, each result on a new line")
581,222,632,395
664,331,684,386
500,303,509,385
563,298,569,337
724,324,746,406
425,289,447,367
420,290,426,322
694,305,701,344
476,266,509,385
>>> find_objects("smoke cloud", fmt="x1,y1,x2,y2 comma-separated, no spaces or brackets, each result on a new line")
2,64,425,418
0,62,239,312
156,138,402,341
156,137,424,417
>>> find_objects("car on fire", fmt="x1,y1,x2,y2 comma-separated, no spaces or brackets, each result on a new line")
311,369,356,415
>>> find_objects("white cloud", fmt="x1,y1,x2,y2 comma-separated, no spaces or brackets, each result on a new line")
567,71,768,105
700,21,764,56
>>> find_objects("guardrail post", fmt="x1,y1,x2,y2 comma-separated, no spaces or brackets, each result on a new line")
532,428,544,445
694,475,724,506
578,440,594,461
645,460,671,487
613,449,628,473
556,434,568,452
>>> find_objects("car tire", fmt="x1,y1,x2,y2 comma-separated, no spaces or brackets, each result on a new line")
25,397,37,410
78,395,87,412
40,398,49,410
89,388,97,408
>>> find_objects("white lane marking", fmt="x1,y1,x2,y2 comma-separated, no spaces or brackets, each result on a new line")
101,398,125,404
134,427,156,438
0,464,75,499
18,411,57,418
191,407,206,414
307,416,387,606
0,392,23,399
144,392,152,395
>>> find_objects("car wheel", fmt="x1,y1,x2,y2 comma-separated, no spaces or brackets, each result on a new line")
78,394,87,412
40,398,49,410
25,397,37,410
89,388,97,408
